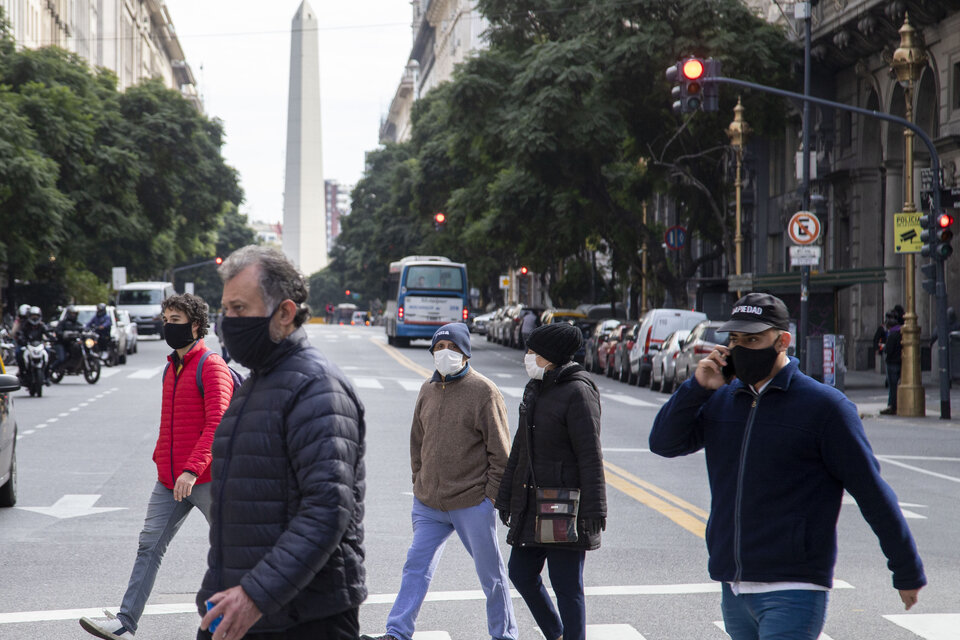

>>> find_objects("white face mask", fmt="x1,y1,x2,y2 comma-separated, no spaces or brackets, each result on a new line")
434,349,464,377
524,353,546,380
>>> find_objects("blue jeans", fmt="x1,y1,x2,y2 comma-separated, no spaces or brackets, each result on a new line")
886,363,901,409
721,583,828,640
508,546,586,640
386,497,517,640
117,482,212,633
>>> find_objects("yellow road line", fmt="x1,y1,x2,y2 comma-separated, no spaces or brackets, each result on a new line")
604,461,709,520
604,469,706,539
369,337,432,378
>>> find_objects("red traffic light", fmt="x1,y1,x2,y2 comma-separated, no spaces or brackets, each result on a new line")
345,289,351,296
434,212,446,224
937,213,954,228
519,266,529,275
215,256,223,265
682,58,704,80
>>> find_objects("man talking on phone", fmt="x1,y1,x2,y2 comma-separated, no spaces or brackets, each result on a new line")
649,292,925,640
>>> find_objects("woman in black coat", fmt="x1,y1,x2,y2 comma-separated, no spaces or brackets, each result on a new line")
495,323,605,640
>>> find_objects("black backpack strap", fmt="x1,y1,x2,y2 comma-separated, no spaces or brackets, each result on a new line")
195,350,215,396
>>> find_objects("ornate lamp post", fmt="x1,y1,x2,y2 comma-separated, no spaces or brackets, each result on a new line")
891,13,927,417
641,201,649,315
726,97,750,298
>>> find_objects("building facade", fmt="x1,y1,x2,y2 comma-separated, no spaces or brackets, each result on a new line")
325,180,352,250
380,0,487,143
0,0,199,106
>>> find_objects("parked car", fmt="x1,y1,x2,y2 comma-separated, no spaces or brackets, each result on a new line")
116,309,138,355
540,309,587,326
0,356,19,507
650,329,690,393
486,307,507,342
60,305,127,366
672,321,730,389
629,309,707,387
472,311,496,335
578,302,627,321
494,304,523,345
604,322,637,378
584,319,621,373
351,311,370,326
612,322,642,383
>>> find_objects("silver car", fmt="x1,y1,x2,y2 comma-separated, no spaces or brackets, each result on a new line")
116,309,138,355
651,329,690,394
672,321,729,390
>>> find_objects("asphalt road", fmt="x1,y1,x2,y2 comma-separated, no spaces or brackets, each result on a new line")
0,324,957,639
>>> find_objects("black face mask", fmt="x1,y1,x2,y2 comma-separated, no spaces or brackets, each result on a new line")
219,306,280,370
163,322,196,350
730,343,781,387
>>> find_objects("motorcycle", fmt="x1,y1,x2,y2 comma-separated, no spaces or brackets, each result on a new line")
50,331,101,385
21,339,49,397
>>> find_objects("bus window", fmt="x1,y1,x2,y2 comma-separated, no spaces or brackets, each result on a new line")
404,266,463,291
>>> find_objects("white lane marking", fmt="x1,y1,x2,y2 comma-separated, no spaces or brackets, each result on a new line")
98,368,123,379
351,377,384,389
34,424,46,429
0,603,195,624
69,407,79,412
22,430,34,436
884,613,960,639
58,413,69,417
842,494,927,519
412,633,452,640
398,379,426,392
46,418,58,423
605,448,651,453
880,455,960,462
586,625,647,640
875,456,960,484
127,367,164,380
605,394,660,407
491,373,514,378
17,494,126,519
499,387,524,398
79,402,89,407
715,621,835,640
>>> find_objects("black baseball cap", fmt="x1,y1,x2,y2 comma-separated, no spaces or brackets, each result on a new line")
719,292,790,333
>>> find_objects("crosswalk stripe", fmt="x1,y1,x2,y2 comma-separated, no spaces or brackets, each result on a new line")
98,368,123,379
586,624,647,639
883,613,960,640
398,379,426,391
605,394,661,407
352,377,384,389
127,366,164,379
715,621,835,640
500,386,524,398
412,633,452,640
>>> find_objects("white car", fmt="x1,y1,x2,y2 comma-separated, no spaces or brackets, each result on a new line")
650,330,690,394
116,309,138,355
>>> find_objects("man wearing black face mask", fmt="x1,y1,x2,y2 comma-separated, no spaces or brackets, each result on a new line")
197,245,366,640
649,292,926,640
81,294,234,640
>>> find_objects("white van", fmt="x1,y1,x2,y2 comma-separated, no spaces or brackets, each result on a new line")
116,281,176,336
629,309,707,387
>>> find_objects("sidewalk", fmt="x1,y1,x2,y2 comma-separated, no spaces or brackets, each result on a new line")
841,368,960,421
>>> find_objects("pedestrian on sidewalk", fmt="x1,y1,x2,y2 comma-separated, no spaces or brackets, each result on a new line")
520,310,538,349
362,322,517,640
197,245,366,640
649,293,926,640
80,293,234,640
881,311,902,415
496,323,605,640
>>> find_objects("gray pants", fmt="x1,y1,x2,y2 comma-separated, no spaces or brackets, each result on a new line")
117,481,212,633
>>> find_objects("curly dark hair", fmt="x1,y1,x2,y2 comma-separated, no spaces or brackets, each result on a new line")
161,293,210,338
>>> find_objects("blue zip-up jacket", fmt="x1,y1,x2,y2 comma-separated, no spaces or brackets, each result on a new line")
649,357,925,590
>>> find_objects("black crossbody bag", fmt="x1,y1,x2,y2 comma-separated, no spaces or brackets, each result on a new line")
524,406,580,544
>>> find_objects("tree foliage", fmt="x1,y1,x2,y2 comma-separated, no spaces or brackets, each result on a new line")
328,0,794,309
0,9,242,314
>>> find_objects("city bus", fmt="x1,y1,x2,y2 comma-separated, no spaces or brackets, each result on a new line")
385,256,469,347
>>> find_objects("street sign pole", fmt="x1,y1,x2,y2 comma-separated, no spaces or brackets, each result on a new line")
798,0,812,373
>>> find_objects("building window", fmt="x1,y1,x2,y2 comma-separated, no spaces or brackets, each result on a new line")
841,111,852,149
953,62,960,110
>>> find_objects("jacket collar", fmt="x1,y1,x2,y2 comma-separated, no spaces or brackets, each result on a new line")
431,362,472,383
256,327,310,374
167,339,205,367
732,356,799,397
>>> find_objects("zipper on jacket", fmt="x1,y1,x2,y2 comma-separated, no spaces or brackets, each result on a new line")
216,375,255,588
169,364,182,486
733,394,760,583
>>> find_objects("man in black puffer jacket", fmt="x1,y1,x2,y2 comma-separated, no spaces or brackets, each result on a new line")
198,246,366,640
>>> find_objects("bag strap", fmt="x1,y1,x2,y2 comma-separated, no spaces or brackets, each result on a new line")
195,350,215,396
523,404,538,490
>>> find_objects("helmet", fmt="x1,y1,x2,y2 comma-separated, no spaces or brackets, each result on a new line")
96,303,107,314
18,304,29,317
27,306,41,325
66,305,78,321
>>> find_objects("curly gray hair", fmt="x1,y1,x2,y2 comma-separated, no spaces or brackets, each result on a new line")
218,245,311,327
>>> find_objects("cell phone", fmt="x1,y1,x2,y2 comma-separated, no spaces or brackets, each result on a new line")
206,601,223,634
721,358,736,382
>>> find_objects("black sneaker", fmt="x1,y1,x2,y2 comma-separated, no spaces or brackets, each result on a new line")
360,635,400,640
879,406,897,415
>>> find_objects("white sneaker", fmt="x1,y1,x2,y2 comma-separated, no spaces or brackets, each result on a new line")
79,610,134,639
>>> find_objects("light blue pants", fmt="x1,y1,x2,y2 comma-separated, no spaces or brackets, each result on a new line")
117,481,212,633
386,497,518,640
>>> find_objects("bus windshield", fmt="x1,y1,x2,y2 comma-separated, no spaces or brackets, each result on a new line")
404,266,464,292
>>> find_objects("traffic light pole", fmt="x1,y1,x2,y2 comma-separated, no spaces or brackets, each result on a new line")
798,1,812,375
706,74,951,419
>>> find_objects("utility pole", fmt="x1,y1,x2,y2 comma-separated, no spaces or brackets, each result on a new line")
727,97,750,299
797,0,812,372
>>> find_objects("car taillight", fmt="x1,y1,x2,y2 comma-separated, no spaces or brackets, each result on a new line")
694,344,712,355
672,352,679,359
398,306,404,319
463,308,468,321
644,327,652,353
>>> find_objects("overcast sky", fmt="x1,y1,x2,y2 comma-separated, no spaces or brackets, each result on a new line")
163,0,413,224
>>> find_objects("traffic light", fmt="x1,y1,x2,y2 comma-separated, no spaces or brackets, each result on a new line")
519,266,528,275
215,256,223,265
666,57,705,114
701,58,722,112
921,261,938,295
433,212,446,230
345,289,351,297
921,212,955,260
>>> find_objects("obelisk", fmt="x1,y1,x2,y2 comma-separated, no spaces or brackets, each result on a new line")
282,1,327,275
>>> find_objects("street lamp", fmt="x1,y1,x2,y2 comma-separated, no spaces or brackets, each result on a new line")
891,12,927,417
726,97,750,298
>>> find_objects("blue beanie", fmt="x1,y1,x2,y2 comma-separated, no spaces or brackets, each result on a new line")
431,322,472,358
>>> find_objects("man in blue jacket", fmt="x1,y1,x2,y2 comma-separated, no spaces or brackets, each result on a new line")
649,293,925,640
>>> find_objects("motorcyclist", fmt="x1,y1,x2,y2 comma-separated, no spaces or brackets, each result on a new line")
10,304,31,370
15,306,51,383
86,303,113,357
52,305,84,373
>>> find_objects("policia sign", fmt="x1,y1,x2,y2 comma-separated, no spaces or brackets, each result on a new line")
894,212,923,253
